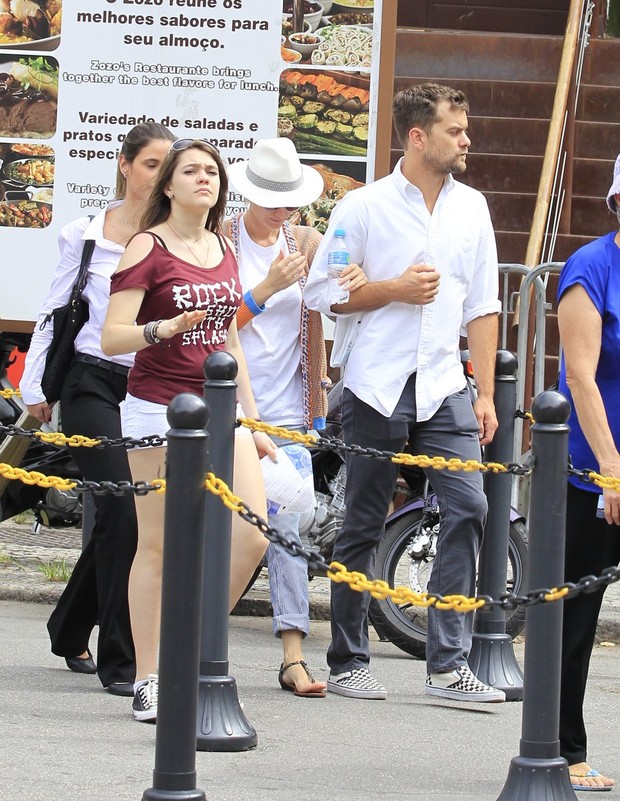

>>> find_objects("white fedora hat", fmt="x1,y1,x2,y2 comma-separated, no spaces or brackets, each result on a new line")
606,153,620,212
228,138,324,208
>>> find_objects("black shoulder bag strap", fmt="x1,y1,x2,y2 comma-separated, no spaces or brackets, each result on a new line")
40,216,95,331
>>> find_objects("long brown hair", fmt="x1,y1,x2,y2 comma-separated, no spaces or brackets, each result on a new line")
114,122,176,199
140,140,228,232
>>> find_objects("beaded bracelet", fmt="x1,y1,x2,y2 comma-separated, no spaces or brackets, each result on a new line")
143,319,164,346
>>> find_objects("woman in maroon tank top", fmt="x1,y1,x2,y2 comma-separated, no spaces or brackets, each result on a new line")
102,139,276,723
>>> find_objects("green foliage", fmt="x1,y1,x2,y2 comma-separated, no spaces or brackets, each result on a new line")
37,558,73,583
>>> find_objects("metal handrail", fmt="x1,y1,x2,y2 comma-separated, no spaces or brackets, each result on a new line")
498,263,528,351
513,262,564,462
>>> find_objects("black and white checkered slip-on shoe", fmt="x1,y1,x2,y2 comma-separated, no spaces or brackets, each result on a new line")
132,674,158,722
425,665,506,703
327,668,387,700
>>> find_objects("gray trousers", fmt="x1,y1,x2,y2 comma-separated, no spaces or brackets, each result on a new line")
327,373,487,674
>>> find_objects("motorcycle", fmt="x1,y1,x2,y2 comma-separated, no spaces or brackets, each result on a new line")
297,358,528,660
0,331,82,530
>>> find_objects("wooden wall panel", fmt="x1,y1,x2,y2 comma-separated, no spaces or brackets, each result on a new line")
397,0,569,34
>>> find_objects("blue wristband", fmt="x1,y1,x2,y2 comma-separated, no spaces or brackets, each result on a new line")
243,289,266,316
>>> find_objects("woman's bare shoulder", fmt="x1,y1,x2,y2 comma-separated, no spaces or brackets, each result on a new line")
116,231,158,272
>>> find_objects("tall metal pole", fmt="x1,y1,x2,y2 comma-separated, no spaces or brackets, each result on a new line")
470,350,524,700
196,352,257,752
143,393,209,801
497,389,576,801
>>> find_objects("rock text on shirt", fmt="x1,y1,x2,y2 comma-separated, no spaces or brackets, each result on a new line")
170,277,242,347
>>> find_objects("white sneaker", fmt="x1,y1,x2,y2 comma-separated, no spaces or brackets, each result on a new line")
425,665,506,703
327,668,387,700
132,674,158,722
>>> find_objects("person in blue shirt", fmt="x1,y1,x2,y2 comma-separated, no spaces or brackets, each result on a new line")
556,154,620,792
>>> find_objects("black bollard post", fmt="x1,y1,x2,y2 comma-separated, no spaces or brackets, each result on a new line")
196,351,257,752
469,350,524,700
497,390,576,801
143,393,209,801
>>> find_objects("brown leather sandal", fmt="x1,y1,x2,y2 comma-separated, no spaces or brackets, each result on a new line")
278,660,326,698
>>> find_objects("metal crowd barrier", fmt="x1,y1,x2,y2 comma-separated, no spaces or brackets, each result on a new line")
498,261,565,512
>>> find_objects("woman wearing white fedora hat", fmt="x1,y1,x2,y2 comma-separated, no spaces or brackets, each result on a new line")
225,138,366,696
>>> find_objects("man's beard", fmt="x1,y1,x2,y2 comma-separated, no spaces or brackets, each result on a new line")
423,149,467,176
449,154,467,174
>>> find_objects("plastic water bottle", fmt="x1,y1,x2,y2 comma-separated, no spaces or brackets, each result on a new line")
327,229,350,305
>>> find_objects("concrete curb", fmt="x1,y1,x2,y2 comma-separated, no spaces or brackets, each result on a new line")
232,590,331,621
2,522,619,645
2,571,618,646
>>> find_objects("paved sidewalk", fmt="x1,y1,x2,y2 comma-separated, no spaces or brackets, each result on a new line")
0,515,332,617
1,602,619,801
1,515,619,643
2,516,619,801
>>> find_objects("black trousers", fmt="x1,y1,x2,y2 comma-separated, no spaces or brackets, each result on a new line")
47,361,137,687
559,482,620,765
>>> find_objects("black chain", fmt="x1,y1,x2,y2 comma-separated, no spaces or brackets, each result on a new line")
0,422,166,449
1,422,531,477
234,498,620,611
86,434,168,449
236,501,330,575
297,434,532,475
567,465,597,485
54,477,160,497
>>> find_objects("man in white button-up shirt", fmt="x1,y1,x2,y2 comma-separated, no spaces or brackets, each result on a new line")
304,83,504,703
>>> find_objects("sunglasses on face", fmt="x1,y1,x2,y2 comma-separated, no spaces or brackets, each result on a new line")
167,138,221,158
266,206,299,213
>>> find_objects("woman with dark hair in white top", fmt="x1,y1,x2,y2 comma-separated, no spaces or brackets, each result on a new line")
20,122,176,696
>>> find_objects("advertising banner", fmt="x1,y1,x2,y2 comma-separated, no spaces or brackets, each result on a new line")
0,0,383,327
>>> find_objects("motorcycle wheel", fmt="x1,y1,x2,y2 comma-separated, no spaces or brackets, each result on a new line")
368,512,528,660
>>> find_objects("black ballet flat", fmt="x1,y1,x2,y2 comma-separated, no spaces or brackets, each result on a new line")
65,649,97,675
105,682,134,697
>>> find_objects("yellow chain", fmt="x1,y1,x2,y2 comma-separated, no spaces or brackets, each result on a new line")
544,587,569,602
205,472,245,512
238,417,507,475
36,431,102,448
204,470,489,613
587,471,620,493
328,563,486,612
0,462,77,490
0,458,586,612
0,388,21,398
238,418,317,446
151,478,166,494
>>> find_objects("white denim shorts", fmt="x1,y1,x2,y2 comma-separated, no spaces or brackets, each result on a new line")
121,393,250,441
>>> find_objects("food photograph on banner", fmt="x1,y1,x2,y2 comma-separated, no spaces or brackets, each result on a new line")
0,0,384,324
0,1,62,51
292,160,365,233
279,0,380,234
0,53,57,229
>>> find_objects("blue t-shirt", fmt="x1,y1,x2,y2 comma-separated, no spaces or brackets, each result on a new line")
557,231,620,491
